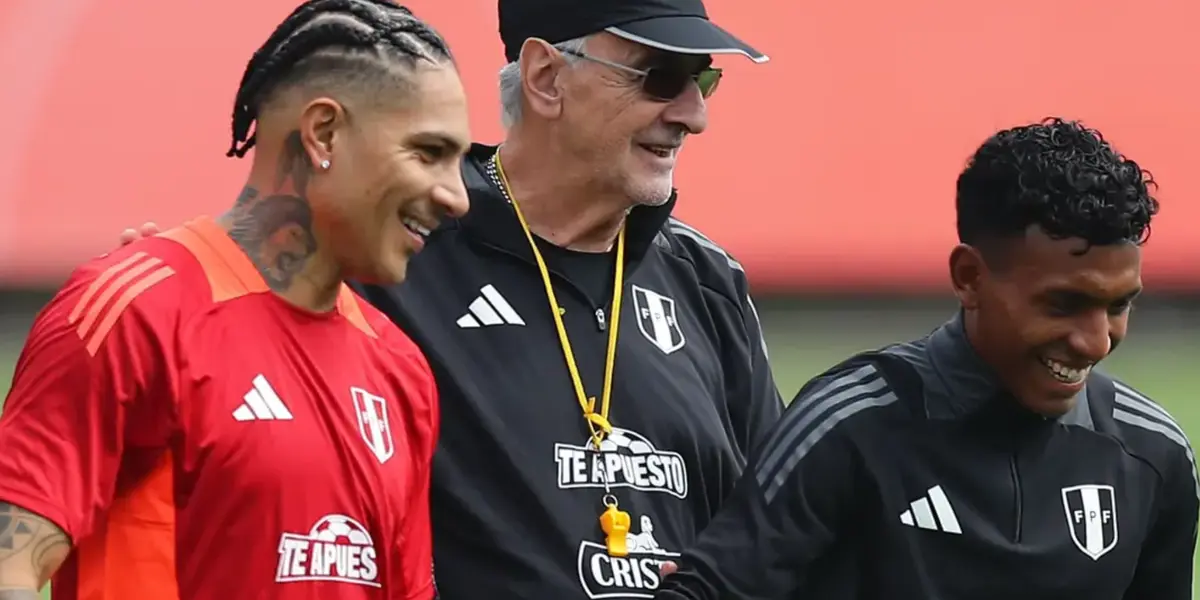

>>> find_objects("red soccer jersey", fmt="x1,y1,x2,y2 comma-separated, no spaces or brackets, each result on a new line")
0,217,438,599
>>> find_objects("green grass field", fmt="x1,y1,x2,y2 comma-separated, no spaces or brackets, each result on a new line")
1,297,1196,598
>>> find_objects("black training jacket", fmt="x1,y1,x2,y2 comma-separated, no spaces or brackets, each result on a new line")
656,313,1198,600
353,143,783,599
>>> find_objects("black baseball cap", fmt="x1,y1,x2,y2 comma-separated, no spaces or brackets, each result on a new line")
499,0,767,64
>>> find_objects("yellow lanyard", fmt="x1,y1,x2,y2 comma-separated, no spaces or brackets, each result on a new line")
493,153,626,451
494,152,635,557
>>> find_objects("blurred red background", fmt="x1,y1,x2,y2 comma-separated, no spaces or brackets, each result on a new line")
2,0,1195,292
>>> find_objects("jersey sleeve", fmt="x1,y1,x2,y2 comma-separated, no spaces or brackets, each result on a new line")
728,282,784,458
393,354,440,600
664,219,784,459
1123,439,1199,599
0,257,176,541
656,363,882,599
696,264,784,460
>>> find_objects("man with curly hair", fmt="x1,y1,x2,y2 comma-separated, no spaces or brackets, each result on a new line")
654,118,1197,599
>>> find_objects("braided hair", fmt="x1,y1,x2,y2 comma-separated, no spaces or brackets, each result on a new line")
226,0,452,158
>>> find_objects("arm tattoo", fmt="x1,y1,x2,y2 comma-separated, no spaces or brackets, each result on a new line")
226,130,318,292
0,502,70,592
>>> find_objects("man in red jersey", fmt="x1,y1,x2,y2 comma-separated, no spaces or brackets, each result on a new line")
0,1,469,599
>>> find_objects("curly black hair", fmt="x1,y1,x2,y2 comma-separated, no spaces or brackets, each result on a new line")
956,117,1160,253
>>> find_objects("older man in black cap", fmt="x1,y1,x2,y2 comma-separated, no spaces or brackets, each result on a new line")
117,1,778,598
359,2,782,598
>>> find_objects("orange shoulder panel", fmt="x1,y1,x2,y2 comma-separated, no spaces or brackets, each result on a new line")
156,216,268,303
336,284,378,339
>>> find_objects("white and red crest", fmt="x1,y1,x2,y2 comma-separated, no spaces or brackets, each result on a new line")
352,386,394,464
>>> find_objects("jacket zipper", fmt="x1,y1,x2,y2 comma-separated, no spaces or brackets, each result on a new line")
1009,454,1023,542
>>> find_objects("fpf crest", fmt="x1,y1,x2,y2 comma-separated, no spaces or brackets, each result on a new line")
352,386,394,464
632,285,685,355
1061,484,1118,560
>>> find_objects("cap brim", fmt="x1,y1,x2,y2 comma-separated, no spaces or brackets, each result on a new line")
606,16,768,63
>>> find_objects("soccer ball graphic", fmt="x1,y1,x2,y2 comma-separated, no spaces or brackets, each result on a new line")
309,514,373,546
598,428,655,454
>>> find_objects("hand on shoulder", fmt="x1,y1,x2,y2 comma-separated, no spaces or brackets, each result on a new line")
118,222,161,247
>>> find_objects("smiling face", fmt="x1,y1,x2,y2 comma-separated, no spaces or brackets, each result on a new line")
553,33,712,207
949,118,1160,417
953,227,1143,416
312,62,471,284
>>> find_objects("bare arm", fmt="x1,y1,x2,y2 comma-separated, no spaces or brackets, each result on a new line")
0,502,71,598
0,242,173,599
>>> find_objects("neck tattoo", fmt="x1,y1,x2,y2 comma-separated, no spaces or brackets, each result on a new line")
226,131,320,292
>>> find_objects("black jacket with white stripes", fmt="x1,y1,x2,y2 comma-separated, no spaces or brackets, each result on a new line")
656,312,1198,600
353,143,783,599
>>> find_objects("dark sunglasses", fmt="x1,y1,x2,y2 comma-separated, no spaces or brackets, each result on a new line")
559,48,722,101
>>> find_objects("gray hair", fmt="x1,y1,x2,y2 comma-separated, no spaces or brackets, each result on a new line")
499,36,589,128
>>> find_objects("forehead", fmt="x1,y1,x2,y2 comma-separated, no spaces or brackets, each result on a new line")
373,63,470,148
1003,227,1142,297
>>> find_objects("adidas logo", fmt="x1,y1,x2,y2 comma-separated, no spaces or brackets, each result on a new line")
899,485,962,534
233,374,294,422
456,284,526,328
